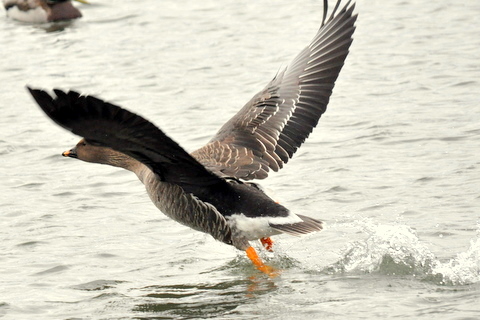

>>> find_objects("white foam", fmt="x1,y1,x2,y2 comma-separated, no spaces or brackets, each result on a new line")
339,222,435,274
431,237,480,285
332,219,480,285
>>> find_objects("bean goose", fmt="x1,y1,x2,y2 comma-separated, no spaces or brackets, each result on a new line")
29,0,357,275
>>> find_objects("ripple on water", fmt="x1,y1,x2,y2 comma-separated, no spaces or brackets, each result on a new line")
72,280,126,291
132,278,276,319
33,265,70,276
0,303,9,318
15,241,46,248
13,182,45,190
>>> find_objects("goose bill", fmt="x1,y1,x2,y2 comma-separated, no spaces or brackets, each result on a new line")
62,149,77,158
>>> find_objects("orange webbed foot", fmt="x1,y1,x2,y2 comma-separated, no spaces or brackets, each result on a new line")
245,246,280,277
260,237,274,252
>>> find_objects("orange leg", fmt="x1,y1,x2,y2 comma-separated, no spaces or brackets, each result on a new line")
260,237,274,252
245,246,278,277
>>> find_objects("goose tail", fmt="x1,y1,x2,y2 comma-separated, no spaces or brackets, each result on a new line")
270,214,324,236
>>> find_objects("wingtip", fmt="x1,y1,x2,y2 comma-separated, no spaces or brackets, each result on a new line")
28,87,78,132
27,87,53,109
26,85,43,99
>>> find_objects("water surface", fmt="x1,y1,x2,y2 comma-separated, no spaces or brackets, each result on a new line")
1,0,479,319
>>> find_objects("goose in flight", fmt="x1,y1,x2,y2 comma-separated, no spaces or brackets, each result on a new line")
3,0,88,23
29,0,357,275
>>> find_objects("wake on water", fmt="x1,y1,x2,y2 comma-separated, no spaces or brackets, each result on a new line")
327,219,480,286
228,217,479,287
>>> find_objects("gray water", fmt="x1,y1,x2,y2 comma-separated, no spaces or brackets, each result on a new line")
1,0,479,319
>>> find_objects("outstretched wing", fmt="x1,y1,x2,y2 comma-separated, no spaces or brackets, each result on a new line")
192,0,357,180
28,88,227,194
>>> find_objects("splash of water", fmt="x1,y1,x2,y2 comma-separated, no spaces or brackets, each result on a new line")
331,219,480,285
430,237,480,285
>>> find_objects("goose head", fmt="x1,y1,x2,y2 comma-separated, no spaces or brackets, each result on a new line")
62,138,139,171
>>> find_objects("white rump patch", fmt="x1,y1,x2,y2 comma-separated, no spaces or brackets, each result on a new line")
227,212,303,240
